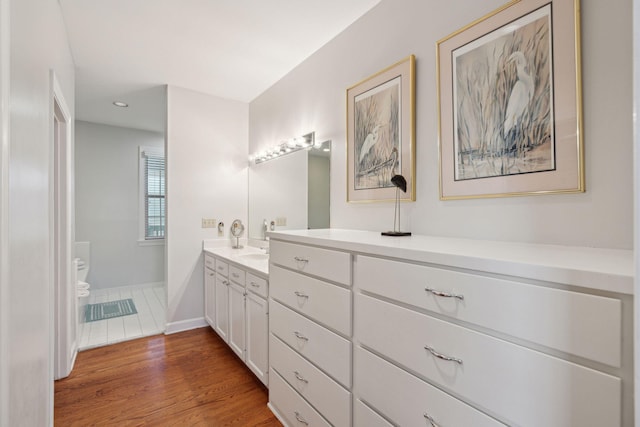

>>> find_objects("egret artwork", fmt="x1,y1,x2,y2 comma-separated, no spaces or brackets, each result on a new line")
452,5,554,180
354,77,401,190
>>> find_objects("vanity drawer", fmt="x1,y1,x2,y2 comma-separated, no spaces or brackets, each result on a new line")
215,259,228,277
354,399,392,427
270,240,351,286
355,255,622,367
271,265,351,336
229,265,245,286
270,370,332,427
356,293,621,427
247,272,268,298
355,346,505,427
204,253,215,270
270,334,351,427
271,300,351,388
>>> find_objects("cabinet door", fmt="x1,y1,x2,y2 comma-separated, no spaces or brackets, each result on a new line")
228,281,246,360
246,292,268,385
204,267,216,328
214,274,229,342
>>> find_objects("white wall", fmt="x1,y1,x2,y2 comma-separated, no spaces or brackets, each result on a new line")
75,121,165,289
166,86,248,331
250,0,634,250
3,0,75,424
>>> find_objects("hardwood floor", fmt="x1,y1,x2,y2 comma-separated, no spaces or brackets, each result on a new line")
55,327,281,426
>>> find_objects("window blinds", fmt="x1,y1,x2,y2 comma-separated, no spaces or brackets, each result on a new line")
144,152,165,239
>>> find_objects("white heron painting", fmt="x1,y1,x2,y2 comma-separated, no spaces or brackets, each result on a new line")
354,76,401,190
452,4,554,181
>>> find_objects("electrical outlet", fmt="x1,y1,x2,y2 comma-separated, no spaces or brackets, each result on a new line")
201,218,217,228
276,217,287,226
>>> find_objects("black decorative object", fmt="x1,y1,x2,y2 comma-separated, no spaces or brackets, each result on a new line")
382,174,412,236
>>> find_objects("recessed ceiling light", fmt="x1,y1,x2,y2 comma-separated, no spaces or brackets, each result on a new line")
113,101,128,108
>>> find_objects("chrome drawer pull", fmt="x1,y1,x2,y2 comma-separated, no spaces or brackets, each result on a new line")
294,411,309,425
424,345,463,365
424,287,464,301
294,371,309,383
250,281,260,288
294,291,309,299
294,331,309,341
294,256,309,263
232,272,240,278
222,280,229,286
424,412,440,427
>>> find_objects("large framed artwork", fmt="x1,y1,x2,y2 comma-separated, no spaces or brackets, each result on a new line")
437,0,584,200
347,55,416,203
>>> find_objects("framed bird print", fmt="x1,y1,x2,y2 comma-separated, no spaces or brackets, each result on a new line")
346,55,416,203
437,0,584,200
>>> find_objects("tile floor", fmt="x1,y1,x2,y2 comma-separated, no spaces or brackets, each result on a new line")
78,283,166,350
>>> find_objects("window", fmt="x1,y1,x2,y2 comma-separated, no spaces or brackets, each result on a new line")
139,147,165,241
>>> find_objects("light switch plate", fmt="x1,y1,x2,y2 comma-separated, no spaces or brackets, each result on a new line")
276,217,287,226
202,218,217,228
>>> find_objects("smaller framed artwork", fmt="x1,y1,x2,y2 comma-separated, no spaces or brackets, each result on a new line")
437,0,584,200
346,55,416,203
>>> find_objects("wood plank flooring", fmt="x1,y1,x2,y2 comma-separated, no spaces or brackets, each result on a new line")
55,327,281,426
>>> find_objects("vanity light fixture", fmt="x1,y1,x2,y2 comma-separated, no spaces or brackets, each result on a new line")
250,131,315,164
112,101,129,108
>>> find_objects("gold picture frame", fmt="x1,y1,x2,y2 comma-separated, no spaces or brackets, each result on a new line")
346,55,416,203
437,0,584,200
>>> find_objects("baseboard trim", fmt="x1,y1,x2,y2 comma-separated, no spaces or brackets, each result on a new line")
267,402,288,427
164,317,207,335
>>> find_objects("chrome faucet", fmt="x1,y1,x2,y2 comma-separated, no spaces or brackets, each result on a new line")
262,219,268,241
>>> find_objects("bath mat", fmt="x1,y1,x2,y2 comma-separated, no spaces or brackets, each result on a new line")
85,299,137,322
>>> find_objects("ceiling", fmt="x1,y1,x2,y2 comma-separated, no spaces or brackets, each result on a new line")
59,0,382,132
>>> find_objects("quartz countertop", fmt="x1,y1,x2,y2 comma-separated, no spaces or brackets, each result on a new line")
203,245,269,277
267,229,634,294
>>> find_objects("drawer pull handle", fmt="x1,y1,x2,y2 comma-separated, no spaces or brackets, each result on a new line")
294,331,309,341
232,272,240,278
223,280,229,286
250,282,260,288
424,345,463,365
294,411,309,425
423,413,440,427
294,256,309,263
424,287,464,301
294,291,309,299
294,371,309,383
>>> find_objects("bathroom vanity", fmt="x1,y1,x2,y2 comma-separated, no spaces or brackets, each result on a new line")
266,229,634,427
203,246,269,386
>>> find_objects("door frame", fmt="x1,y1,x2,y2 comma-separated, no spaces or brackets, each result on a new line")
0,0,9,423
50,71,76,381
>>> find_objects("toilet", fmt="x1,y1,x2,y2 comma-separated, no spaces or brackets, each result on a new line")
75,241,91,327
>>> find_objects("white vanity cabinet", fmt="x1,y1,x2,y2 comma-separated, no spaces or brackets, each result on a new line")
214,259,230,341
204,250,270,386
268,239,352,427
266,229,634,427
204,254,216,328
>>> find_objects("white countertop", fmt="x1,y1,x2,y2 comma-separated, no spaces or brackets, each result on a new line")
203,245,269,277
267,229,634,295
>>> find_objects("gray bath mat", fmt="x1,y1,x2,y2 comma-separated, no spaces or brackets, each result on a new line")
85,298,137,322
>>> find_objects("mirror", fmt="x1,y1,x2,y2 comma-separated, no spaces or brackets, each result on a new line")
248,140,330,240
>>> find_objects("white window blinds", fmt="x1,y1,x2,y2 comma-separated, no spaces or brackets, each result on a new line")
143,150,165,239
